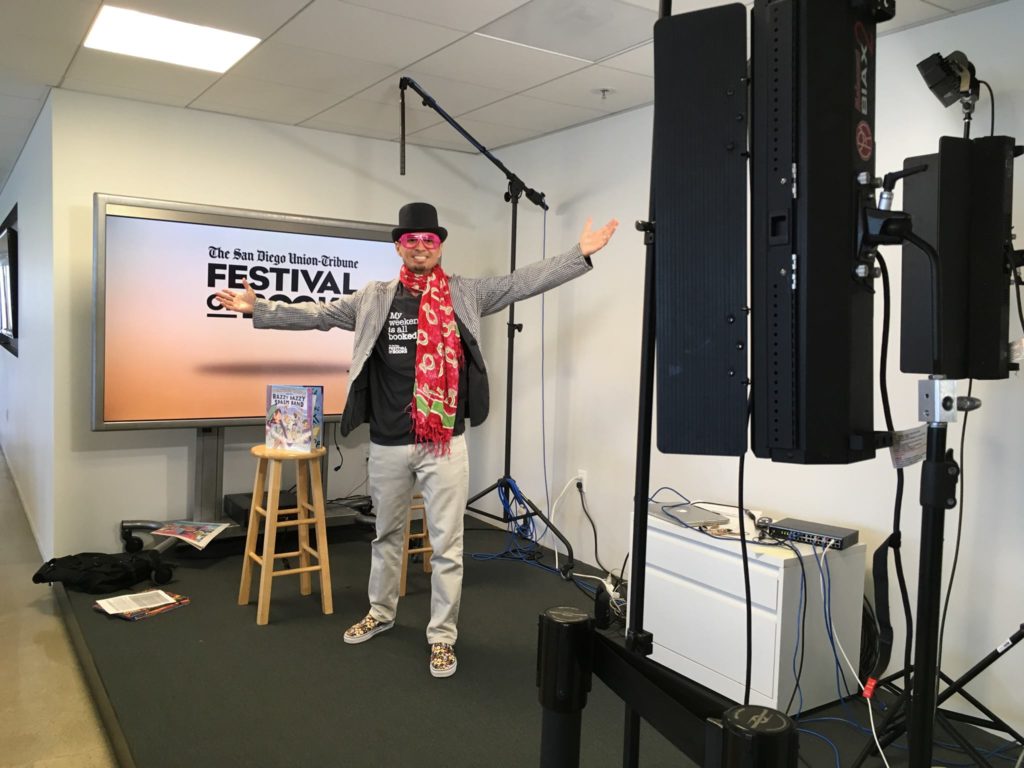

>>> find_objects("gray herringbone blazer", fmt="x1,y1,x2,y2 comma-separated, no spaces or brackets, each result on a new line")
252,244,592,431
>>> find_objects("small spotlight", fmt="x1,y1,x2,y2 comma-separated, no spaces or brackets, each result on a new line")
917,51,978,108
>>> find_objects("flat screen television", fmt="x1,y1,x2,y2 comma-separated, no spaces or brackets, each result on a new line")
92,194,398,430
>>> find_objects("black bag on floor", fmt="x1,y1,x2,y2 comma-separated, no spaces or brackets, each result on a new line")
32,550,172,594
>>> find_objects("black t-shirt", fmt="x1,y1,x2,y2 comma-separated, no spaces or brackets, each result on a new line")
368,284,468,445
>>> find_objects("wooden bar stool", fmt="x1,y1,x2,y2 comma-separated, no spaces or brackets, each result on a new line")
399,493,433,597
238,445,333,625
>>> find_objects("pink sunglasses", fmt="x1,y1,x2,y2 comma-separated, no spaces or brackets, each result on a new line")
397,232,442,250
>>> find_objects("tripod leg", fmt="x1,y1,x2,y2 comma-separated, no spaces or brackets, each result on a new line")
934,710,993,767
520,493,574,576
850,688,911,768
467,477,504,508
936,684,1024,745
939,624,1024,707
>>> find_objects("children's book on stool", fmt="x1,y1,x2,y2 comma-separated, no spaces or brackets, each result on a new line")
265,384,324,452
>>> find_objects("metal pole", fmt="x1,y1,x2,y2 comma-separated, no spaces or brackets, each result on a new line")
503,185,521,478
537,607,594,768
908,377,960,767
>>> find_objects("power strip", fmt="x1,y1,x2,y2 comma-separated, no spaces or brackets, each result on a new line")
763,517,859,550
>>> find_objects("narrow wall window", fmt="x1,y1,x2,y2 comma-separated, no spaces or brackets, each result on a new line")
0,205,19,357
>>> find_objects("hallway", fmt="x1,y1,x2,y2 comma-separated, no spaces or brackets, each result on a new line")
0,453,115,767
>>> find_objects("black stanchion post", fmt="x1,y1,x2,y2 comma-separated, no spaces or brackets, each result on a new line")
537,607,594,768
721,706,799,767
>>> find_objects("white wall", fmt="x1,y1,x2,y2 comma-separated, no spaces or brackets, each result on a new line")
0,99,55,554
497,0,1024,734
34,88,508,557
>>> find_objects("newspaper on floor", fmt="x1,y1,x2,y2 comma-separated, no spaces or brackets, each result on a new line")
151,520,230,550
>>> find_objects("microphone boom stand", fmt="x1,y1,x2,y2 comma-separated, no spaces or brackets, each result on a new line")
399,77,576,576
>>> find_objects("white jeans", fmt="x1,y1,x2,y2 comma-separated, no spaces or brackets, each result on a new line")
366,435,469,645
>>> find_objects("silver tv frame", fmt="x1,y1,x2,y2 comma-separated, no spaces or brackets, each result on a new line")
92,193,393,431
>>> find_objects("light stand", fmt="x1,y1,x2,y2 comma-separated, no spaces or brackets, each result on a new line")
854,169,1020,767
853,381,1023,768
909,379,963,765
535,4,797,767
398,77,575,573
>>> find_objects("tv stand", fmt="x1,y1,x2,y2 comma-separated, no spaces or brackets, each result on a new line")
119,427,348,553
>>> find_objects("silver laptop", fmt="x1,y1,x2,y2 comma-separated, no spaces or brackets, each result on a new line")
648,501,730,528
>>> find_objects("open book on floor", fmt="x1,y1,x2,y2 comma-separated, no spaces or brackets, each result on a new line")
93,590,190,621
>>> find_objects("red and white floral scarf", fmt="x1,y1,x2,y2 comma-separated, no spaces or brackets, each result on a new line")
399,264,462,453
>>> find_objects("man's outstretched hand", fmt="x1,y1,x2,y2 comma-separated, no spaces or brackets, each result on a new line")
215,279,257,314
579,218,620,257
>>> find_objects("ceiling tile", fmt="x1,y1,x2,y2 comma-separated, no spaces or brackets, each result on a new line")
190,74,345,124
107,0,310,38
599,42,652,76
302,96,442,138
0,114,36,135
408,115,541,151
480,0,656,61
308,123,397,142
230,41,396,99
0,92,47,120
0,73,50,101
63,49,220,106
341,0,531,32
274,0,465,68
0,0,95,83
461,93,605,133
412,34,588,91
926,0,1006,10
616,0,660,10
357,73,512,117
0,37,80,86
0,0,97,44
617,0,756,12
523,64,653,114
656,0,750,11
59,79,202,109
879,0,951,32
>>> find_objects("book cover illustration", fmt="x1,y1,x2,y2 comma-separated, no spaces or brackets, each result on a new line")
265,385,324,452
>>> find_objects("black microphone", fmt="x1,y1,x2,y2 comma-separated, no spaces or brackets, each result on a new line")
524,186,548,211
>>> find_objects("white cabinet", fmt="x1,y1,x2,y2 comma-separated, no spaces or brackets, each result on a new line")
637,508,866,713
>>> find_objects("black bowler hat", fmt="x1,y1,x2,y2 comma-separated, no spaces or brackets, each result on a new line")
391,202,448,242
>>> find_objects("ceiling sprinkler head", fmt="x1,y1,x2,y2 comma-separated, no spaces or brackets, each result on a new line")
591,87,615,101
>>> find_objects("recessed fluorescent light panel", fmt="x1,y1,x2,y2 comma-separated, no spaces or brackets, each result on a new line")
84,5,260,73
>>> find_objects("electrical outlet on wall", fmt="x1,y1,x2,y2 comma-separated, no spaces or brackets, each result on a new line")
577,469,587,490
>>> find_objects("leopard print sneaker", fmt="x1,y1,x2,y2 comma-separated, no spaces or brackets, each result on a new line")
429,642,457,678
343,614,393,644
